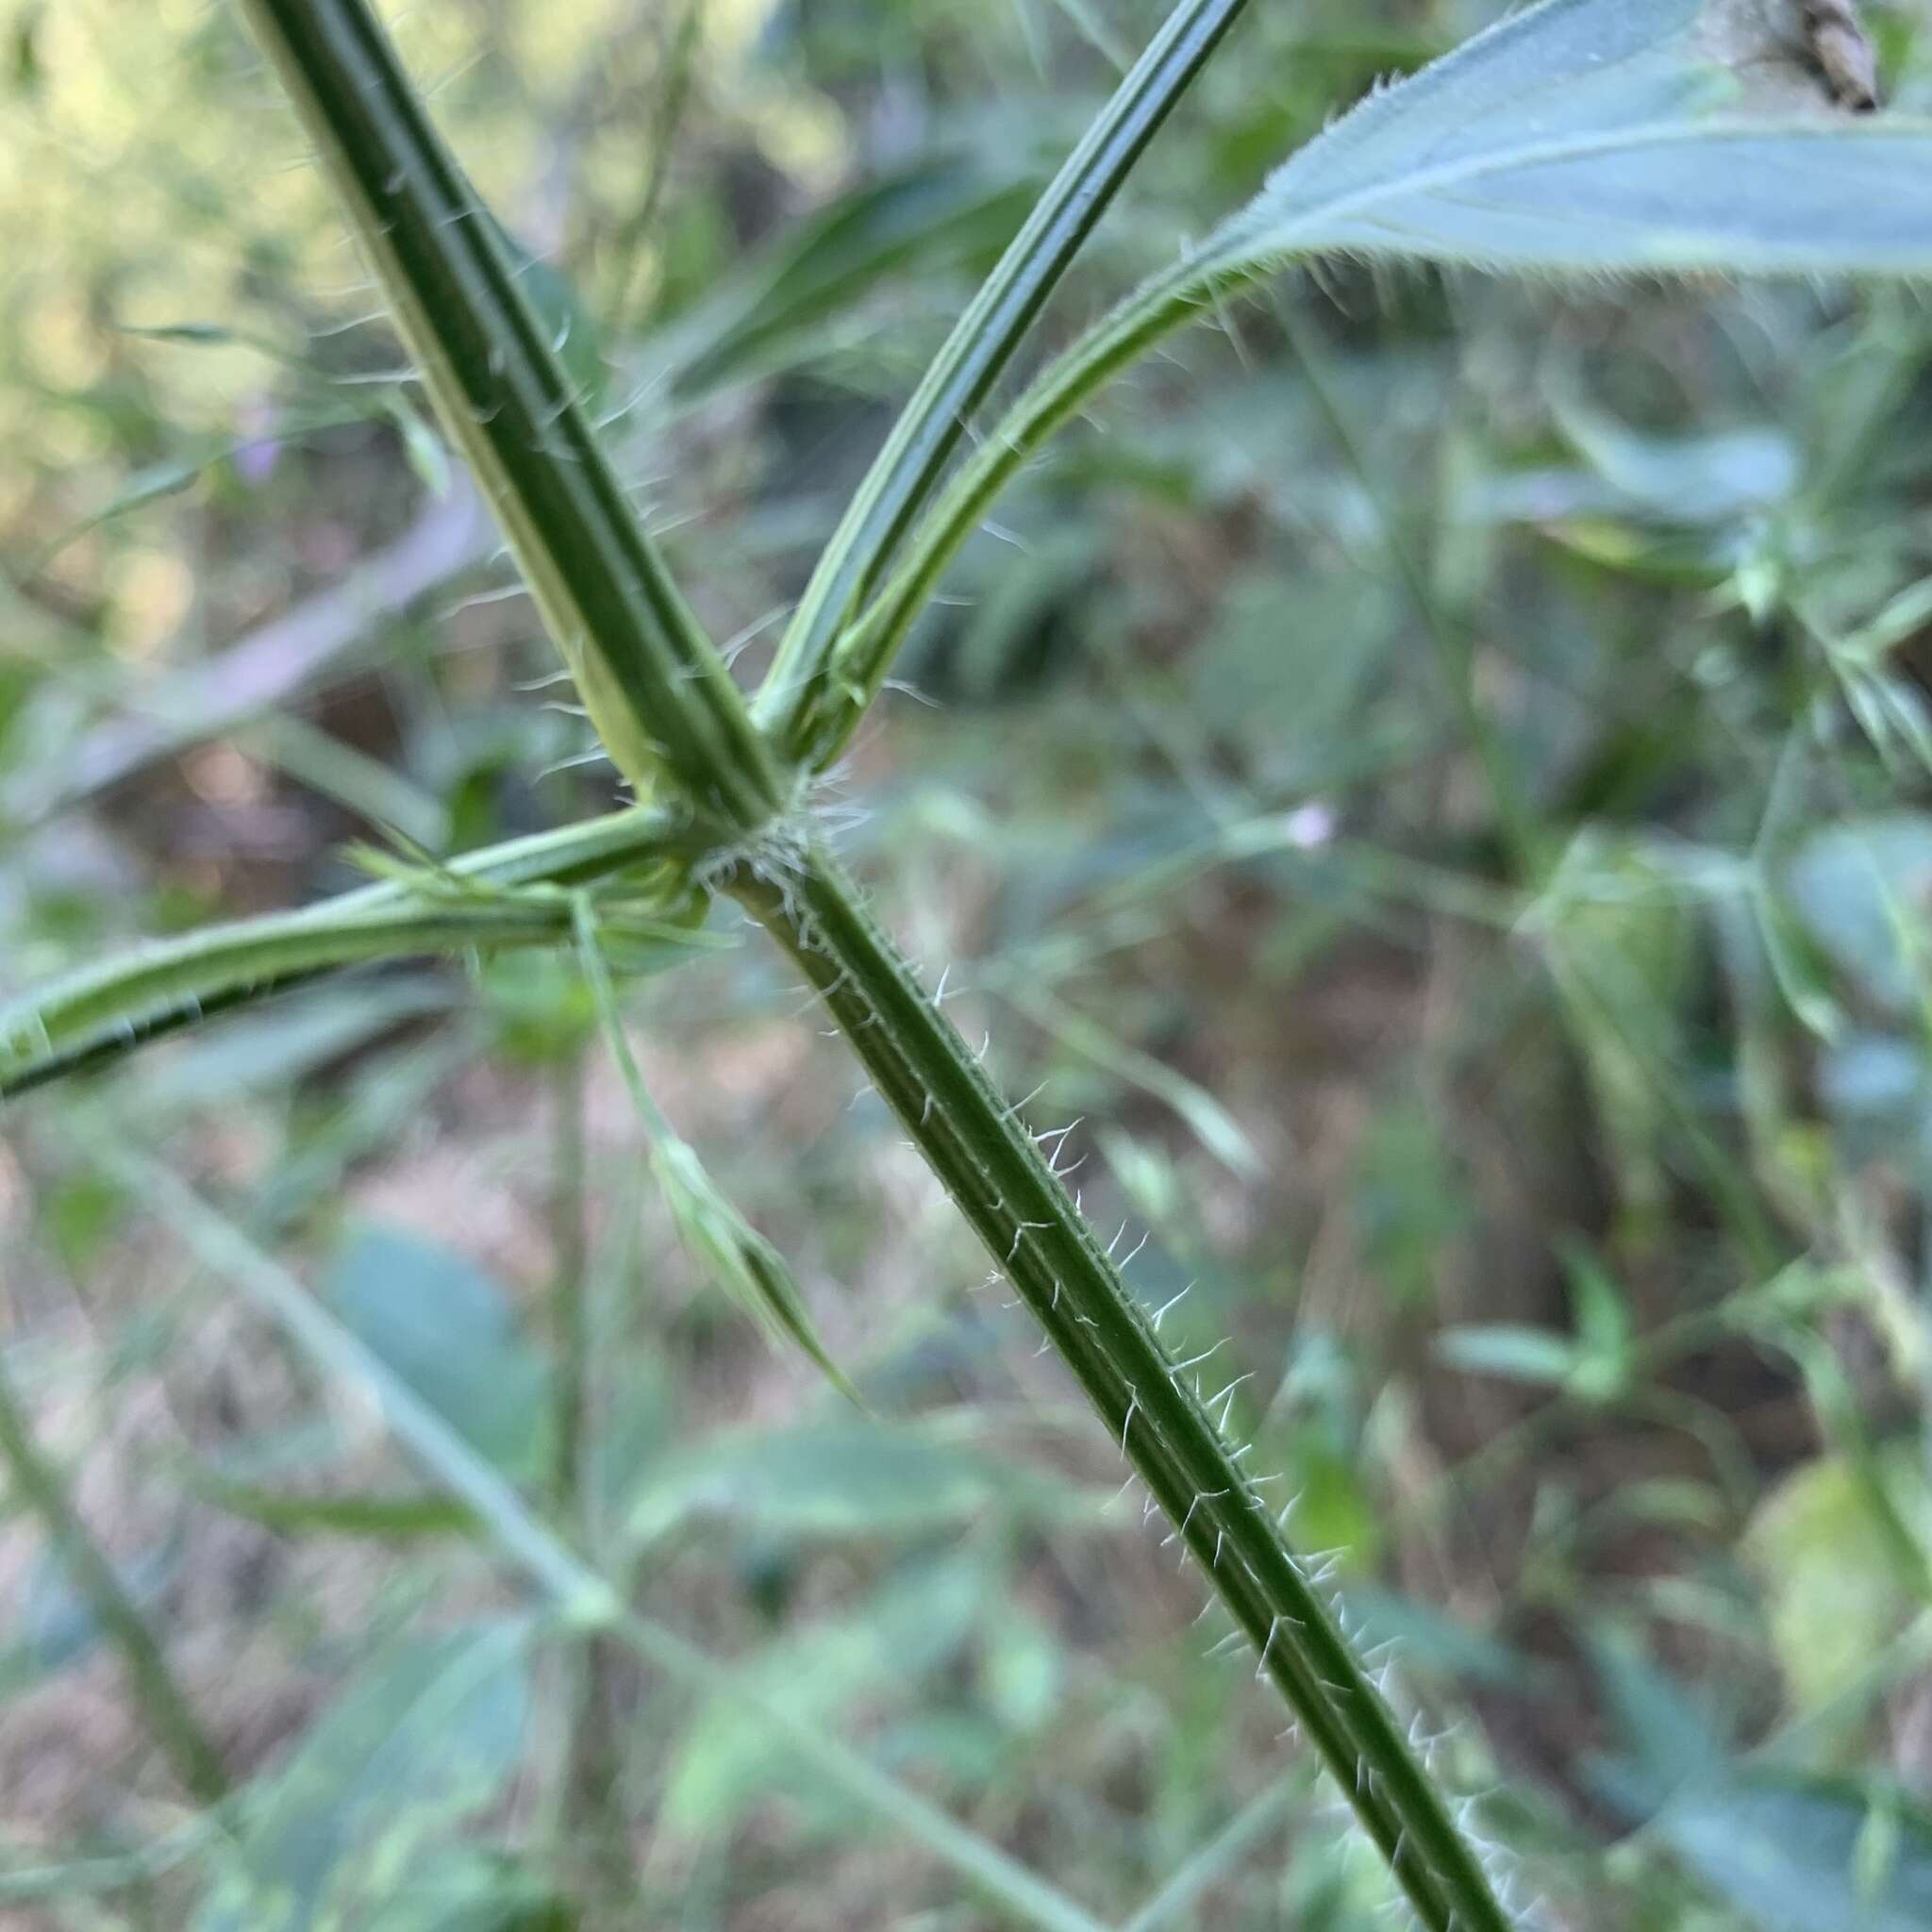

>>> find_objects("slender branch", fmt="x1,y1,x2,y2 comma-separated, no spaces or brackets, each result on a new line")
728,842,1512,1932
601,0,707,333
776,253,1224,769
0,805,697,1102
550,1055,593,1516
237,0,791,826
0,1357,228,1807
2,478,491,828
754,0,1254,761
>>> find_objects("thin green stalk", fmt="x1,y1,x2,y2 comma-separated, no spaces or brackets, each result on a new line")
0,804,695,1101
755,0,1254,760
0,1812,229,1907
101,1141,1111,1932
1121,1774,1301,1932
729,842,1513,1932
237,0,789,826
602,0,707,334
776,238,1226,770
0,1357,228,1807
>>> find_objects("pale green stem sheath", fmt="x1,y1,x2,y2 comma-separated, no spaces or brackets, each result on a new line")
0,1357,229,1807
754,0,1254,760
237,0,790,829
0,805,693,1101
729,843,1512,1932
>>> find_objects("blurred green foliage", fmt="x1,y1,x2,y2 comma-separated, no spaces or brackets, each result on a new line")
9,0,1932,1927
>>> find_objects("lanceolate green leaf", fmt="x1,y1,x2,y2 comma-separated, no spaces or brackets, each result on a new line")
754,0,1254,762
791,0,1932,768
1216,0,1932,276
236,0,789,827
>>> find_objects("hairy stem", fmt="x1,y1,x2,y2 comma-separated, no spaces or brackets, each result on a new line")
238,0,789,825
0,805,693,1102
729,843,1512,1932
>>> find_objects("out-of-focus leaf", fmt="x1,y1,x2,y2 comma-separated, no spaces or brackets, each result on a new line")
626,1420,1097,1548
133,980,451,1111
324,1226,552,1483
1742,1452,1918,1712
662,1554,985,1837
1554,397,1800,525
35,458,202,566
185,1468,476,1541
1588,1624,1730,1809
1660,1774,1932,1932
666,160,1034,398
1436,1324,1580,1388
1784,816,1932,1016
196,1622,532,1932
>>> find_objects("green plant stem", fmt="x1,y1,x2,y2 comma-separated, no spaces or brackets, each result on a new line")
0,1357,229,1807
755,0,1254,759
551,1055,592,1516
237,0,788,825
783,253,1224,768
729,841,1512,1932
1121,1774,1301,1932
0,804,692,1101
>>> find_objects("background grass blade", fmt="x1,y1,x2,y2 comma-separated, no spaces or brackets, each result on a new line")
236,0,789,824
753,0,1254,765
0,1359,229,1807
